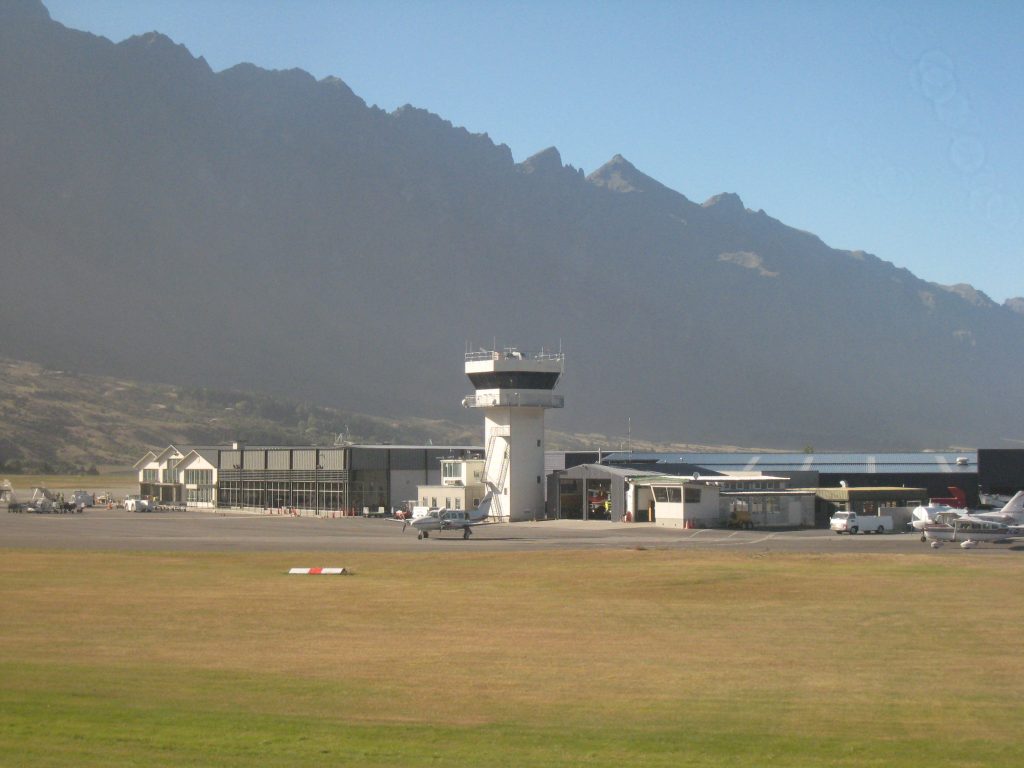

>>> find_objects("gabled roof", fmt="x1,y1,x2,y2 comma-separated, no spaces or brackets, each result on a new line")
133,451,157,470
154,445,187,464
177,449,219,470
557,463,665,481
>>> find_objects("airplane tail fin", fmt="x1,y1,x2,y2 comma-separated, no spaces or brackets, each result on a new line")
472,492,494,522
947,486,967,508
999,491,1024,520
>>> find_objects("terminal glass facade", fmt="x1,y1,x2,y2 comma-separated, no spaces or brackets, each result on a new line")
139,445,482,514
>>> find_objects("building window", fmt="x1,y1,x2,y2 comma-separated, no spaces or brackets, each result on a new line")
653,487,680,503
143,469,158,483
187,487,213,503
684,487,701,503
185,469,213,486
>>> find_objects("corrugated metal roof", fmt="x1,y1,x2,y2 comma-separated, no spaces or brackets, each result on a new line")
601,451,978,474
557,464,663,480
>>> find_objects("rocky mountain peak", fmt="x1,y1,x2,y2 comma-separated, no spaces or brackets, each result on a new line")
320,75,359,101
588,154,652,193
586,155,692,208
520,146,564,174
0,0,50,22
940,283,996,308
701,192,746,213
118,31,212,74
1004,297,1024,316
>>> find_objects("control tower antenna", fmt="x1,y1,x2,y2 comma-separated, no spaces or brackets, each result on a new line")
462,346,564,522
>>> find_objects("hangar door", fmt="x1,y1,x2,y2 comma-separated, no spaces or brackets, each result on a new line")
558,477,612,520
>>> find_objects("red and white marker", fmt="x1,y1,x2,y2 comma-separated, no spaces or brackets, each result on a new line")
288,567,348,575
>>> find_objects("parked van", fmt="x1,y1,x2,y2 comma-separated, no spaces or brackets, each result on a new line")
830,510,893,534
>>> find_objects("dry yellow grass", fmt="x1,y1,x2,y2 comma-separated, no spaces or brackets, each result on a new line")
3,547,1023,745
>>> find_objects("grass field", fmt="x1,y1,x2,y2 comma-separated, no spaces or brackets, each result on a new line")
3,473,136,497
2,548,1022,766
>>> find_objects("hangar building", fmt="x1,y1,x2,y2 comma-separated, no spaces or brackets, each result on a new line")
595,450,1004,507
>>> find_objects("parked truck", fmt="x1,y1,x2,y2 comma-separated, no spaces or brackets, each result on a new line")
830,510,893,534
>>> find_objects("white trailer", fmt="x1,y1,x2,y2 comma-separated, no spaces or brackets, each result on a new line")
830,511,893,534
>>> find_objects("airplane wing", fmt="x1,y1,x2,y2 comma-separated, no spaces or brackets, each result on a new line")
440,518,488,530
384,516,421,533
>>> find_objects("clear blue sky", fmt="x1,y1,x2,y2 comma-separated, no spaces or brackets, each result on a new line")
45,0,1024,302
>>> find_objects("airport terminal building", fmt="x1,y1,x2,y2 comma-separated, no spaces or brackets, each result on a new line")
135,443,482,515
131,348,1024,524
134,444,1024,526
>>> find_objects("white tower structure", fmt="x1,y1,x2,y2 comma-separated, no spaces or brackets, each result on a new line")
462,347,564,522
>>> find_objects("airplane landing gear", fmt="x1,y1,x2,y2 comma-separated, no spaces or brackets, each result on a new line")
463,527,472,539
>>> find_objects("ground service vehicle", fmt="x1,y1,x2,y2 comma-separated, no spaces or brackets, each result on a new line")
124,495,152,512
830,511,893,534
728,508,754,529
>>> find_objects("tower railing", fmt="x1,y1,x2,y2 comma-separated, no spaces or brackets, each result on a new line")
465,348,564,362
462,392,564,408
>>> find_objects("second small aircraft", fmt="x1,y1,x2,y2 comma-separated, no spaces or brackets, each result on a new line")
397,493,494,539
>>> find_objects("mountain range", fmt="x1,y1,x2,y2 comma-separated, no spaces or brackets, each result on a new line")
2,0,1023,450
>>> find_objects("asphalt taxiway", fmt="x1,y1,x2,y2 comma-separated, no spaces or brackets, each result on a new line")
3,505,1022,556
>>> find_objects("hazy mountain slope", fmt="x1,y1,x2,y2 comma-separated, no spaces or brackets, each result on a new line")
0,357,737,472
0,357,481,471
2,0,1023,449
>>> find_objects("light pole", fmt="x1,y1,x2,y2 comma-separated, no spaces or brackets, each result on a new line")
315,453,322,517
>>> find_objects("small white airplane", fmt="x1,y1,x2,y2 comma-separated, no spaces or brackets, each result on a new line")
394,494,494,539
923,514,1013,546
911,491,1024,541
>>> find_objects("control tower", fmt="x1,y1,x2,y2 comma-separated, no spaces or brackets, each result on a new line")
462,347,564,522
